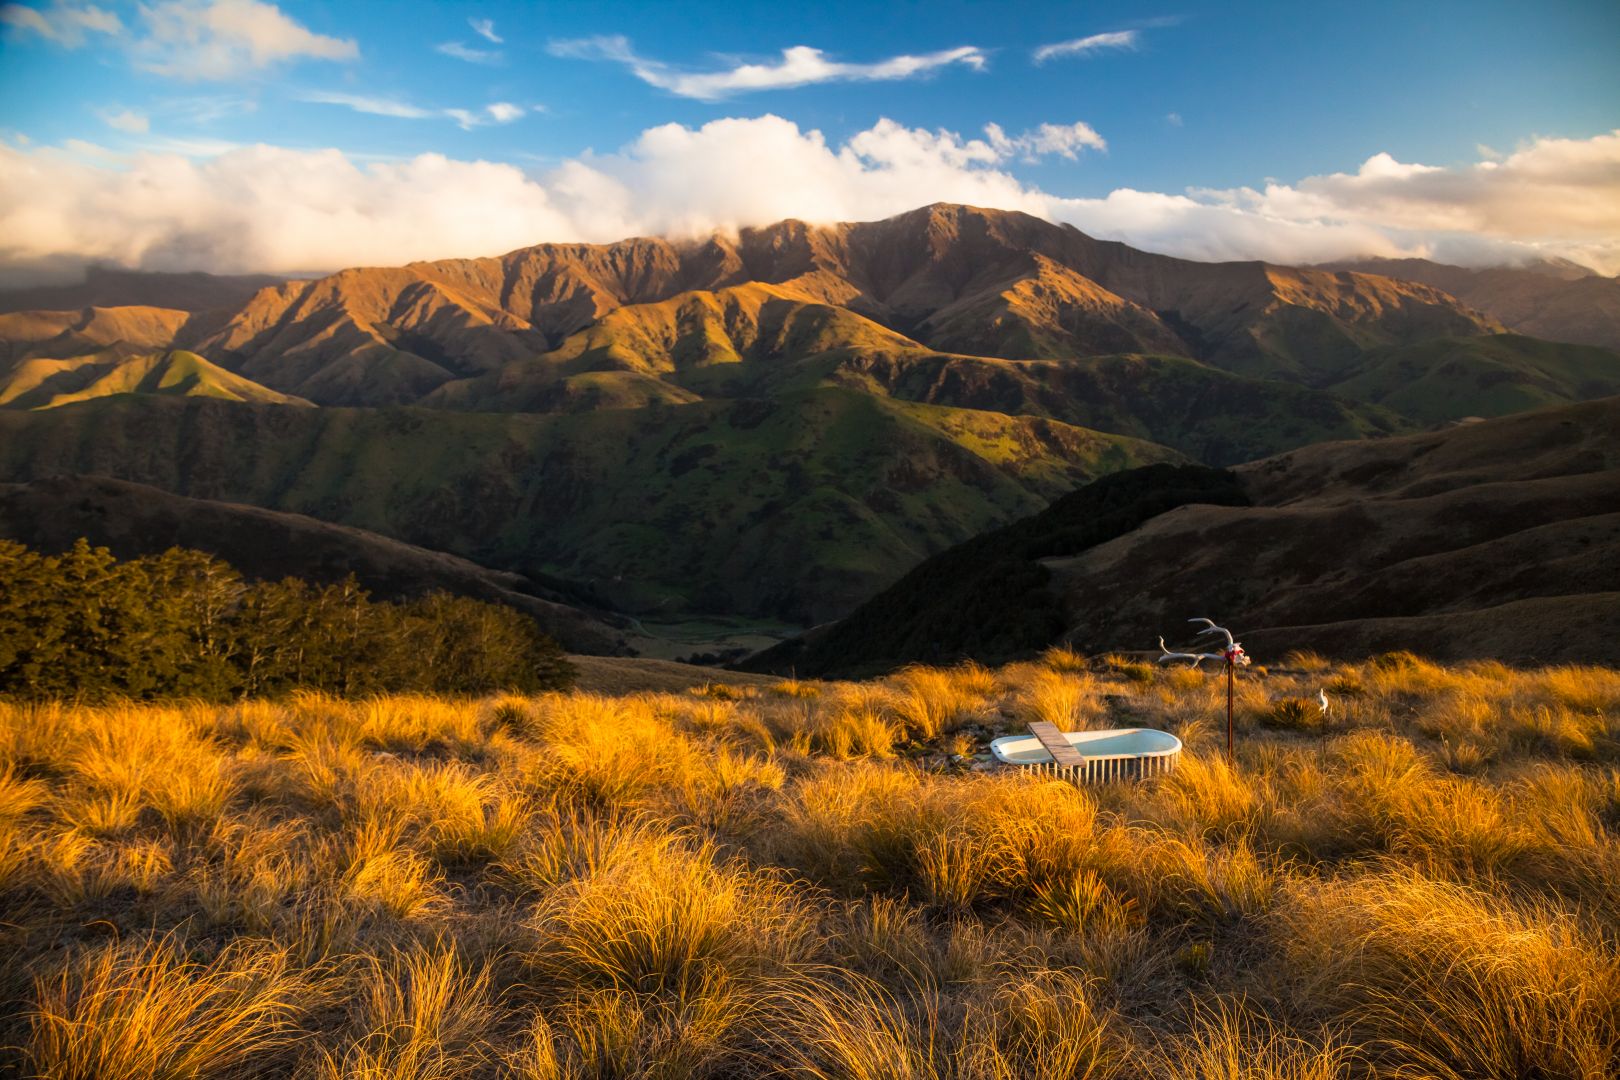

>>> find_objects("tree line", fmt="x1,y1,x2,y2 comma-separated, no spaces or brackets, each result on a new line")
0,539,576,701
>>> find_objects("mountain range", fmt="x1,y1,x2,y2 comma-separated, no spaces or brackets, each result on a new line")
1,204,1616,652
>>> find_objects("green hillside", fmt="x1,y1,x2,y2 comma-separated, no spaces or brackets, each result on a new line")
823,351,1413,465
0,350,309,410
1327,333,1620,423
0,389,1179,623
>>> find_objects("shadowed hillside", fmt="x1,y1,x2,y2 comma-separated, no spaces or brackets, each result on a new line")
0,475,627,653
0,390,1178,623
745,464,1250,676
756,397,1620,675
1327,256,1620,351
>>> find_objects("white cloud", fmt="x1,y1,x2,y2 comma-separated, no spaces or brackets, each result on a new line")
101,108,151,134
1033,30,1137,64
443,103,525,131
1196,134,1620,248
468,16,500,44
1166,112,1183,127
548,35,987,100
298,91,434,120
0,0,120,46
987,121,1106,161
162,94,258,125
135,0,358,80
436,40,501,64
1,119,1616,285
133,134,246,156
299,91,530,130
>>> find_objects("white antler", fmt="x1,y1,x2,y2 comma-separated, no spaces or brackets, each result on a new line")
1189,617,1235,649
1158,618,1251,667
1157,636,1223,667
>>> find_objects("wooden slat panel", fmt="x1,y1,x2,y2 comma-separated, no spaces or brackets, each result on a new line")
1027,721,1085,768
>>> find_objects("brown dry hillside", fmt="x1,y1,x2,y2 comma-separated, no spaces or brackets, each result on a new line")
24,204,1500,406
1051,397,1620,664
1328,256,1620,351
0,305,201,365
0,475,628,653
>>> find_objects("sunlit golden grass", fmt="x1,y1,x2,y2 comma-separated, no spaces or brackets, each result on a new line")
1277,870,1620,1079
317,942,492,1080
0,654,1616,1075
25,935,308,1080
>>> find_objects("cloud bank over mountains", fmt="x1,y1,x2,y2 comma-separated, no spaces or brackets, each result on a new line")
1,115,1616,284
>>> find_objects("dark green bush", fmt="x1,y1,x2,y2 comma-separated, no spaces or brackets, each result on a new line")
0,539,574,701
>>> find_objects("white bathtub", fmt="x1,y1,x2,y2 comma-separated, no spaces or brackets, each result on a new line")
990,727,1182,782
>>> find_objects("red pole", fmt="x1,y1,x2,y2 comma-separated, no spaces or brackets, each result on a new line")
1226,660,1235,763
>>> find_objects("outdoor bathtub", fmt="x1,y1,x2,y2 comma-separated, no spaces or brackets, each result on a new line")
990,727,1182,782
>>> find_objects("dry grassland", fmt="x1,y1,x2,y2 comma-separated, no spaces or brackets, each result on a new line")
1,651,1617,1078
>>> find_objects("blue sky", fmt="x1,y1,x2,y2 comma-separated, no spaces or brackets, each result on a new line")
1,0,1617,279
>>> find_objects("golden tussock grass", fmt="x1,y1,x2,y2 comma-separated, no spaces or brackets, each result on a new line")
0,655,1616,1076
25,935,308,1080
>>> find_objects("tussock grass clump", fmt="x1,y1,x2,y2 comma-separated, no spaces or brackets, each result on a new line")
1277,870,1620,1079
512,989,739,1079
769,677,823,699
337,818,447,920
317,943,492,1080
1100,653,1156,685
1019,669,1104,731
25,936,307,1080
958,968,1119,1079
1148,1002,1355,1079
1263,696,1320,732
1039,644,1091,673
526,829,815,1001
783,684,898,759
887,664,996,740
354,760,529,865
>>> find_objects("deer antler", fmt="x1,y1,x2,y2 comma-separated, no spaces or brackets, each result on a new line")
1158,618,1251,667
1158,636,1224,667
1189,617,1235,649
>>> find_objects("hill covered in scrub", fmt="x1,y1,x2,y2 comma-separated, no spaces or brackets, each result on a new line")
2,204,1617,636
757,396,1620,675
1,656,1614,1076
0,475,627,653
0,539,575,700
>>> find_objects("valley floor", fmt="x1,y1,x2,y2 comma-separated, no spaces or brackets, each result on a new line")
1,652,1617,1078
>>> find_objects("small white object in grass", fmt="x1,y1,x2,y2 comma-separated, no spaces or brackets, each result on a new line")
1318,688,1330,716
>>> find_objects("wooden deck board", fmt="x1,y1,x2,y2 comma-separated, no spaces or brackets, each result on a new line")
1027,720,1085,767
